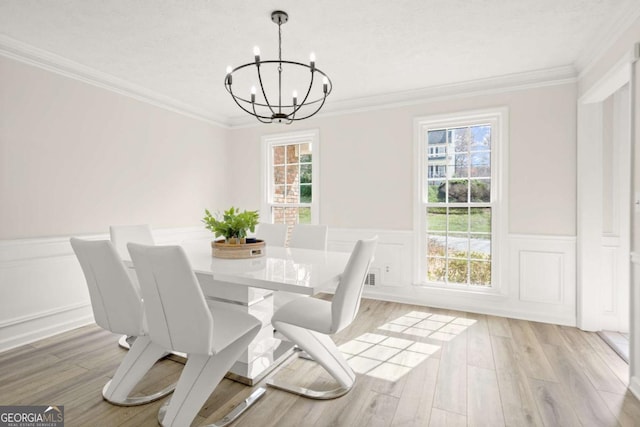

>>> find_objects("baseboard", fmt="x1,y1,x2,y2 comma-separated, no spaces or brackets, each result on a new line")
0,303,94,353
359,286,576,326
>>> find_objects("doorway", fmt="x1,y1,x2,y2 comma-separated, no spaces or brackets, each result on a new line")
577,47,637,373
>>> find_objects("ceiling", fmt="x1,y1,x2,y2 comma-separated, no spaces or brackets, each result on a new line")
0,0,638,126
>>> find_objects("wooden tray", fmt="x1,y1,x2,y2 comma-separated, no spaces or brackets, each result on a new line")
211,239,266,259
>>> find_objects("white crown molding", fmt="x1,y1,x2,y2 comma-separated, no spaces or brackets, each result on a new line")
227,66,577,128
1,33,577,130
0,35,230,128
575,3,640,78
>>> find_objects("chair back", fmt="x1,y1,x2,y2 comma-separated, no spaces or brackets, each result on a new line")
127,243,214,355
110,224,155,260
70,238,144,336
331,237,378,333
289,224,328,250
255,223,288,247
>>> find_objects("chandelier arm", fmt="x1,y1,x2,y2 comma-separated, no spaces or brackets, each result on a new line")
227,61,330,108
285,105,296,124
225,82,273,120
286,73,313,118
256,67,276,115
291,71,316,116
290,94,328,121
252,102,272,123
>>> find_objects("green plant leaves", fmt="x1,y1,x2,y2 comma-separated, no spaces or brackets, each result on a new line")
202,207,259,240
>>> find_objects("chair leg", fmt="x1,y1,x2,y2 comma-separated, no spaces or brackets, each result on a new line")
159,326,261,427
267,321,355,399
103,335,175,406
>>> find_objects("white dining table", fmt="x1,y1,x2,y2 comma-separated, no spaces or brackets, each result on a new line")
126,238,351,385
180,238,350,294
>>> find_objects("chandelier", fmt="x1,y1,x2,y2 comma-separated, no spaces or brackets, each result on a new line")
224,10,333,124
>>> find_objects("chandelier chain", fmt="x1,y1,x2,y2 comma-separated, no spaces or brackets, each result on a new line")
278,20,282,113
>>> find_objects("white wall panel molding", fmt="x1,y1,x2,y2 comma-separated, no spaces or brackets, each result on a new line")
0,303,93,353
0,226,208,353
1,228,579,352
518,251,564,304
327,228,413,287
631,376,640,401
509,235,576,320
326,231,577,326
632,254,640,391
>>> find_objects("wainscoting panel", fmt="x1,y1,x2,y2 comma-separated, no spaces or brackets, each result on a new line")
631,252,640,400
600,246,617,314
0,237,92,352
356,233,577,326
518,250,564,304
508,235,576,323
1,228,578,352
327,228,413,287
0,227,211,353
598,235,630,332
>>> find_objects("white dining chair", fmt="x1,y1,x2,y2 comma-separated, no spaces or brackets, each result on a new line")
109,224,155,260
274,224,330,313
128,243,265,427
267,236,378,399
255,223,288,247
289,224,328,250
110,224,156,349
70,238,175,406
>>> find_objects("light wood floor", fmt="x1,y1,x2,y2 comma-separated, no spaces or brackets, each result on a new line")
2,297,640,426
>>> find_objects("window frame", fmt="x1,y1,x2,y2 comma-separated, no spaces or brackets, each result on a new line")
413,108,508,294
261,129,320,225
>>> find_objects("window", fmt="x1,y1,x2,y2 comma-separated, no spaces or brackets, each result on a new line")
415,109,507,290
262,130,319,226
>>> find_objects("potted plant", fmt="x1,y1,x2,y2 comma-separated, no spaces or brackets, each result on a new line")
202,207,259,244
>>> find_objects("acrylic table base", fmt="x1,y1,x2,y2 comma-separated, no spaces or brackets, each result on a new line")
118,290,297,386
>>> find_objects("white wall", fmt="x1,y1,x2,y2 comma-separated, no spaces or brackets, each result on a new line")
228,83,577,236
227,83,578,325
0,49,581,351
0,55,230,351
0,55,230,239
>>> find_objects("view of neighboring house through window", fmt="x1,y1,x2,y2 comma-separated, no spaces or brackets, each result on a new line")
416,110,505,289
263,130,319,227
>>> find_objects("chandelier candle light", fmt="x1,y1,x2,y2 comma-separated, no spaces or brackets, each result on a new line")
224,10,333,124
